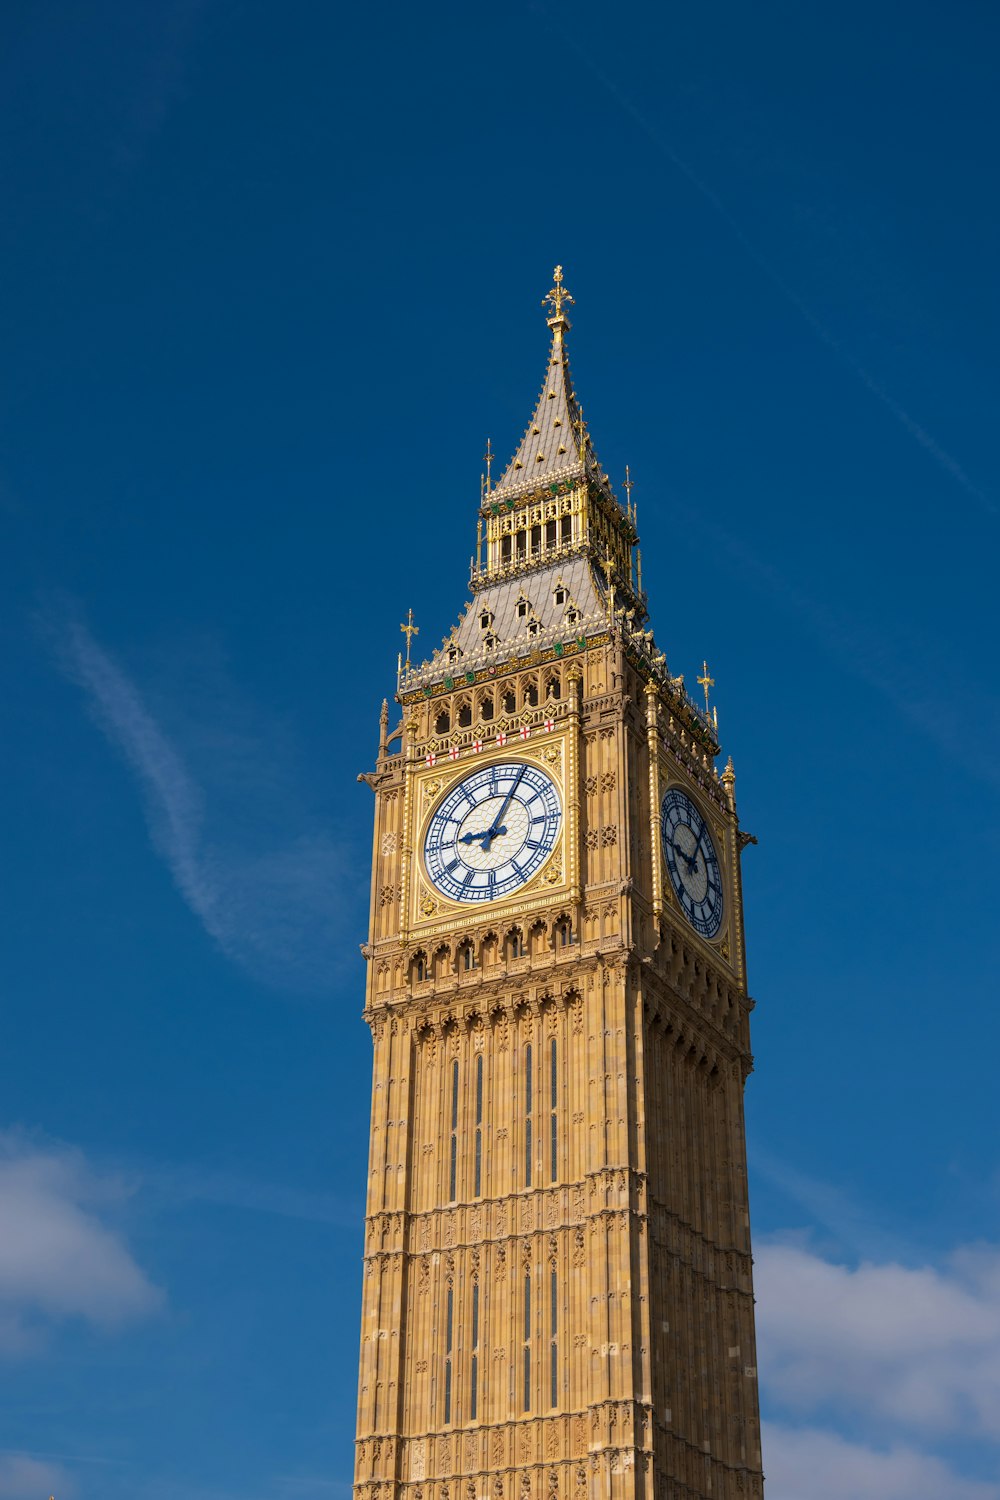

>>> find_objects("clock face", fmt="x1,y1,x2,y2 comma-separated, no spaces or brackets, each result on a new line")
660,787,724,939
424,761,562,904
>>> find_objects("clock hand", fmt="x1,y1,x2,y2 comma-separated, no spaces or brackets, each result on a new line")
482,767,526,850
460,825,507,845
672,836,699,871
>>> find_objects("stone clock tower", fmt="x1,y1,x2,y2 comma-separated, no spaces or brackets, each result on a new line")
355,270,764,1500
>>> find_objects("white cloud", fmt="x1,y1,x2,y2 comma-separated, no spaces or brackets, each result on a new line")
763,1423,1000,1500
0,1130,161,1352
54,614,353,993
756,1240,1000,1438
0,1452,74,1500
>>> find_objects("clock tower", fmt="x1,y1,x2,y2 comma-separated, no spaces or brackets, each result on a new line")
355,270,764,1500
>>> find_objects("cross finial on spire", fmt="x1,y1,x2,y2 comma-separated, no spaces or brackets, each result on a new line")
697,660,715,717
624,464,635,521
483,437,494,493
542,265,574,326
400,608,419,670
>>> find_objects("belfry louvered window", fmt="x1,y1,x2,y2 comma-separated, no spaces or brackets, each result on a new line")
523,1272,532,1411
449,1060,459,1202
550,1037,558,1183
470,1279,480,1421
444,1283,454,1423
550,1269,558,1408
524,1043,533,1188
474,1054,483,1197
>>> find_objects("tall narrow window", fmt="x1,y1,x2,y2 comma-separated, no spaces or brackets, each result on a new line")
449,1060,459,1201
550,1037,558,1183
550,1269,558,1408
444,1285,454,1424
523,1273,532,1411
470,1280,480,1421
474,1053,483,1197
524,1043,533,1188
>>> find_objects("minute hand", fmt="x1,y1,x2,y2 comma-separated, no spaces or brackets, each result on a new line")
483,766,526,850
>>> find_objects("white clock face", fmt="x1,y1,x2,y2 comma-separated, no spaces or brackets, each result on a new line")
660,787,724,938
424,761,562,903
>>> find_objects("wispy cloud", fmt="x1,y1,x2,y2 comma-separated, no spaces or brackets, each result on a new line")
540,6,993,516
750,1144,906,1262
762,1421,1000,1500
52,610,356,994
0,1451,75,1500
757,1238,1000,1441
0,1130,161,1356
148,1161,360,1229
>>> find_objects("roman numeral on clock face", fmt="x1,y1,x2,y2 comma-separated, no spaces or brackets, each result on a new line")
423,761,563,904
659,786,724,939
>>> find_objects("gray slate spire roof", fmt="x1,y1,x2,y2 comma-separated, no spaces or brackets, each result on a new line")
492,268,613,505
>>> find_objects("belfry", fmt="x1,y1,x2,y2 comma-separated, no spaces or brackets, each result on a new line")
355,270,764,1500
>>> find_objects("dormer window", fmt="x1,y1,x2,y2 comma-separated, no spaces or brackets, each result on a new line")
448,645,462,663
484,633,498,651
554,587,566,606
565,607,579,626
479,609,493,631
517,599,529,619
528,620,540,638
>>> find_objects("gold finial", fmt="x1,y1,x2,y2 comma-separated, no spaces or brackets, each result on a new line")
624,464,634,520
483,437,494,494
542,265,574,325
400,608,419,670
721,755,736,811
598,548,617,621
573,406,587,464
697,660,715,717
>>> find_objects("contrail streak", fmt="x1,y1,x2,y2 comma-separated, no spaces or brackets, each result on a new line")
538,6,994,516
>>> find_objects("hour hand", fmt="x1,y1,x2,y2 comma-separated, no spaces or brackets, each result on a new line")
673,839,698,870
461,826,507,848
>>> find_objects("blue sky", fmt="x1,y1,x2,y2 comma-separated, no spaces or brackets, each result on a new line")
2,2,999,1496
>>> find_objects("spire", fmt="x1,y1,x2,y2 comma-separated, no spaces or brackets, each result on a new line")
492,267,613,504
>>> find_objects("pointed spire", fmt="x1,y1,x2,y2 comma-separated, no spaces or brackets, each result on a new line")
492,267,612,504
